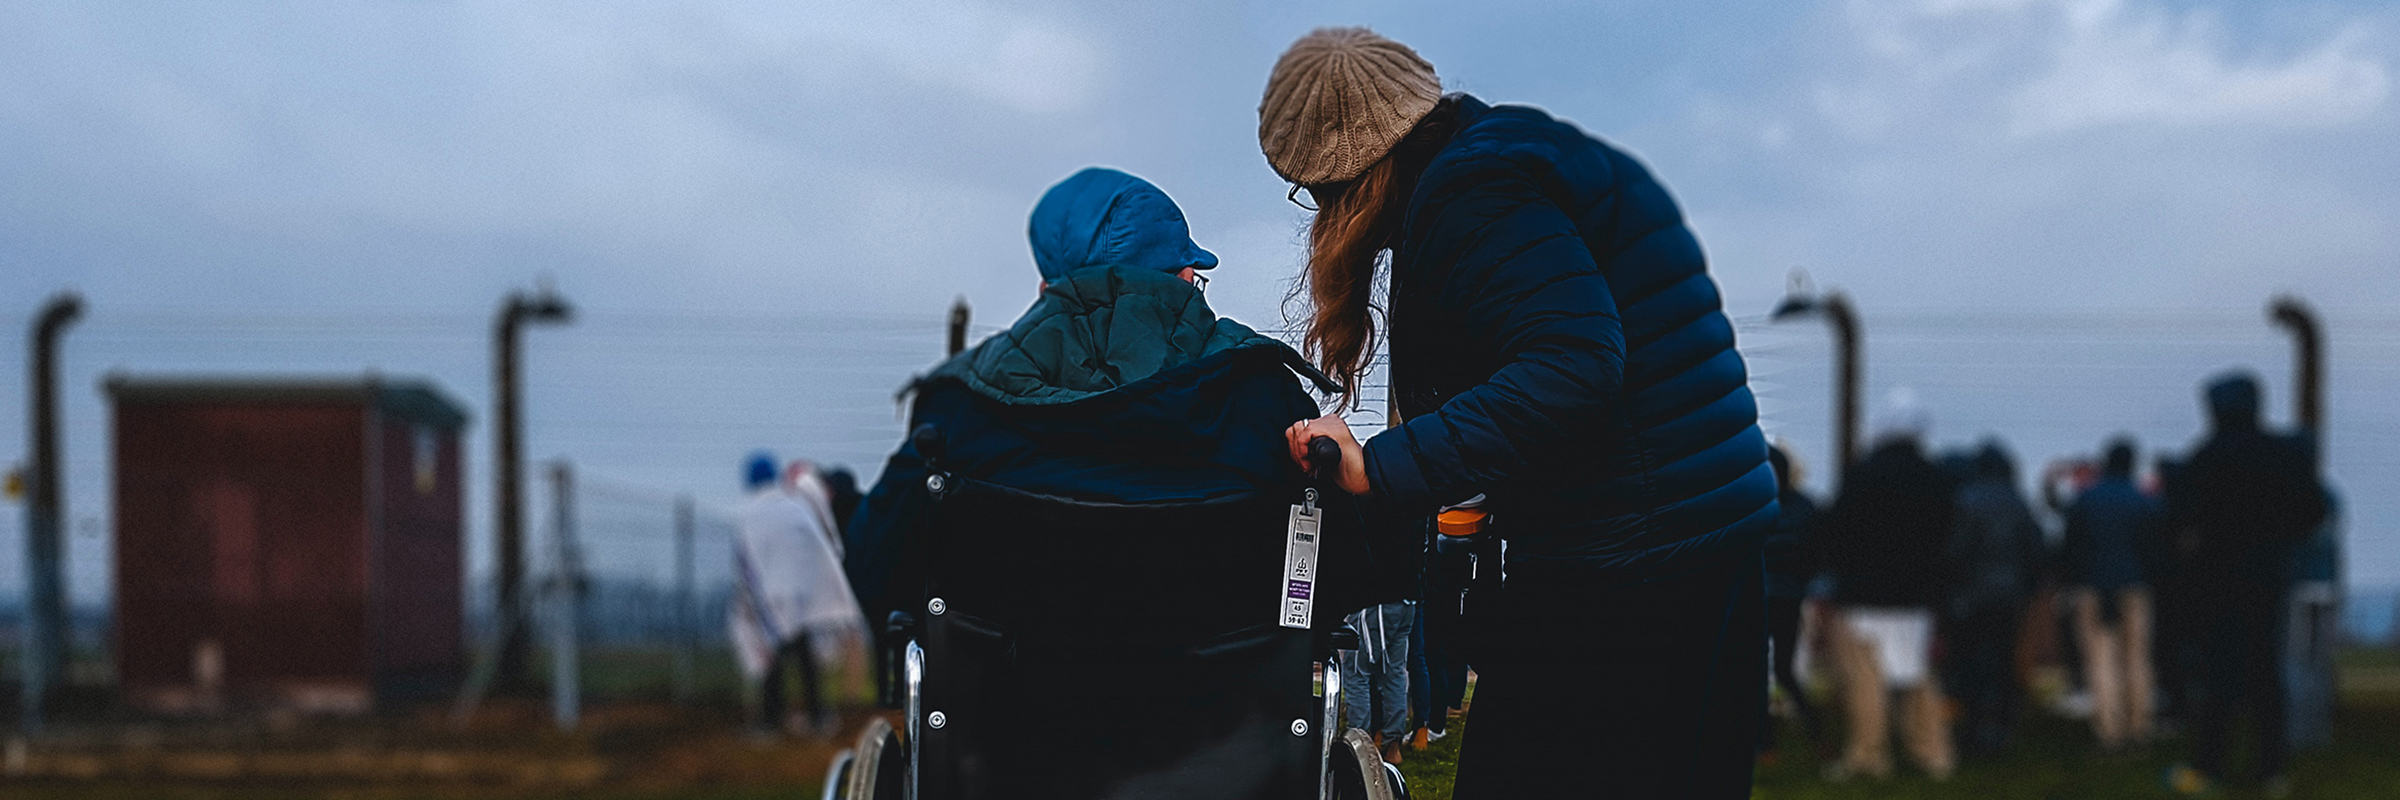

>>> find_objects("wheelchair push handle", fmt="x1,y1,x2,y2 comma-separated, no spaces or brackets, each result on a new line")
1306,436,1343,484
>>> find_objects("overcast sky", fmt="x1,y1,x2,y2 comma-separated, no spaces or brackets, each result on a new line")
4,0,2397,600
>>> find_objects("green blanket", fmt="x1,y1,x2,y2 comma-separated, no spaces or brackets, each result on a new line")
928,265,1332,406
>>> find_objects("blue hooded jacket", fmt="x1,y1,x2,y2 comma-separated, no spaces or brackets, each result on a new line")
1368,95,1776,581
1028,168,1217,282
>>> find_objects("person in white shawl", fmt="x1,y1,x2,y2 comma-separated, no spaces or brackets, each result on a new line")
730,452,863,735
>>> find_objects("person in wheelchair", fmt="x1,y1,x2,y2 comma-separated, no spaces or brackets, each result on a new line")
839,167,1415,799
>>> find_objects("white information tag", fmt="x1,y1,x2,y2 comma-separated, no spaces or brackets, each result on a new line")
1278,499,1323,629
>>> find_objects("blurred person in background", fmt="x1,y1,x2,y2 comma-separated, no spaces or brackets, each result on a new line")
1760,442,1823,760
2058,437,2162,752
1406,566,1467,751
821,466,863,538
1414,511,1474,750
1406,605,1432,749
2038,457,2102,717
785,460,845,556
1345,599,1415,765
733,452,863,737
1259,27,1776,797
2149,455,2201,734
1944,440,2048,757
2161,373,2327,797
1817,390,1958,781
2285,480,2343,750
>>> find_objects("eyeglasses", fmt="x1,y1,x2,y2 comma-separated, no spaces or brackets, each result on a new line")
1287,184,1318,212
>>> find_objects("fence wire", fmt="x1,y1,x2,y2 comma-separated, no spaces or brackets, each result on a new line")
2,303,2397,713
511,468,750,704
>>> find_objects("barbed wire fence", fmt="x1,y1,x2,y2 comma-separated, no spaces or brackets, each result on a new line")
536,468,743,708
3,302,2398,720
515,461,888,728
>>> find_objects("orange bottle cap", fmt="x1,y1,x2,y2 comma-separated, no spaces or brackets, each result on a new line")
1436,508,1487,536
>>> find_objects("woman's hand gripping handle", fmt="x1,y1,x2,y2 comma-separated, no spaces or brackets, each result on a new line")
1287,416,1370,496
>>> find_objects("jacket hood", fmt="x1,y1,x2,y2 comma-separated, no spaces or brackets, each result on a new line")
2206,372,2262,431
1029,168,1218,282
927,265,1334,406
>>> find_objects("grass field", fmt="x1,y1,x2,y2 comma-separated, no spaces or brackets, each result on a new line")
9,652,2400,798
1394,653,2400,800
1393,697,2400,799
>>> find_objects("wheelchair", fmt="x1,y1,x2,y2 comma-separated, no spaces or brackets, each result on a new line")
825,434,1408,800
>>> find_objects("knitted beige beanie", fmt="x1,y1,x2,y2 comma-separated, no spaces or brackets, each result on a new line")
1258,27,1442,186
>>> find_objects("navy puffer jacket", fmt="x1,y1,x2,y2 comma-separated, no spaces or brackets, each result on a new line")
1367,95,1776,580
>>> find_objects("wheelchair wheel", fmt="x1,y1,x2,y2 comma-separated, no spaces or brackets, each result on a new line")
839,717,905,800
1382,759,1411,800
1328,728,1398,800
820,749,853,800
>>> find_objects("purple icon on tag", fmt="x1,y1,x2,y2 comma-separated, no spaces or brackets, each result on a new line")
1287,580,1312,600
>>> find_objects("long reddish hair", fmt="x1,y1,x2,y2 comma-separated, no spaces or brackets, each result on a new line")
1292,98,1459,408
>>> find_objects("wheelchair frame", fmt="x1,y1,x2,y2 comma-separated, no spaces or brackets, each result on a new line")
826,447,1408,800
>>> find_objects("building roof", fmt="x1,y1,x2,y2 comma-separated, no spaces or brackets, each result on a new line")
105,374,471,431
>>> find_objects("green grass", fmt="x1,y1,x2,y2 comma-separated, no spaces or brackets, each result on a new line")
1394,709,1466,800
1751,708,2400,799
1395,657,2400,800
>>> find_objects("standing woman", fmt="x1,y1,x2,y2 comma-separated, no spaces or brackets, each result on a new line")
1260,29,1777,797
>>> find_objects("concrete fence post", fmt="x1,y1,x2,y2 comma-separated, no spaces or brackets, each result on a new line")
672,494,697,704
549,460,581,731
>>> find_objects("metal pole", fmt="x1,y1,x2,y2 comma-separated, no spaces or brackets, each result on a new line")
1824,293,1862,482
1770,284,1863,486
549,460,580,731
2269,296,2339,747
947,298,970,357
493,301,526,691
672,494,696,704
2270,296,2324,447
492,289,570,691
23,292,81,734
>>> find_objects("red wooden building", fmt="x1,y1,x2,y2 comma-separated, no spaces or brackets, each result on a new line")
109,376,469,714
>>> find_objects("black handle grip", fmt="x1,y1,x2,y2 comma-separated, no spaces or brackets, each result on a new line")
1307,436,1343,483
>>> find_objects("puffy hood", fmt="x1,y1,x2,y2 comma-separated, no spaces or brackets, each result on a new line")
1029,168,1218,283
928,265,1333,406
2206,372,2262,431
